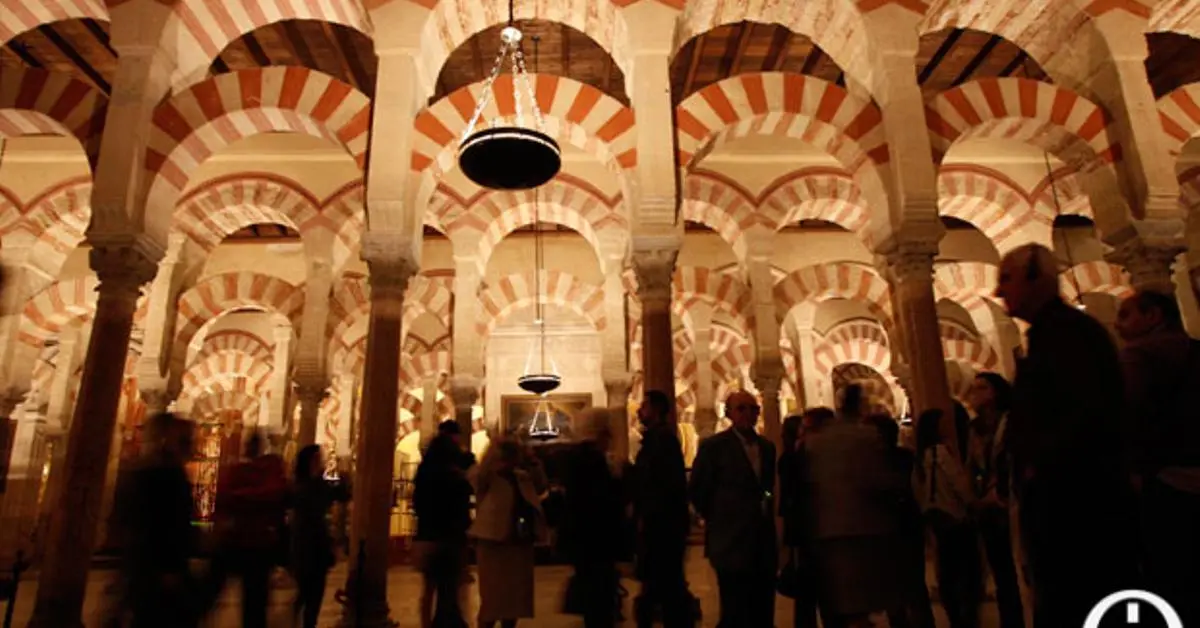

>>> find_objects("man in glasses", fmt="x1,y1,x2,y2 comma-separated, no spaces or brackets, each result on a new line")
689,390,777,627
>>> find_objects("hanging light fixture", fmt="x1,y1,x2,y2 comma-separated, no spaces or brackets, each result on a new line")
1042,151,1088,311
527,398,560,440
457,1,561,191
516,34,562,398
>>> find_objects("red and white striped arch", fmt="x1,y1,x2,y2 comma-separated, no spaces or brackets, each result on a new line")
173,174,320,251
674,1,873,97
399,351,451,391
327,272,453,364
174,272,306,359
925,78,1116,171
8,177,92,286
760,168,871,238
813,319,891,377
1157,84,1200,157
20,275,98,345
1061,260,1134,300
918,0,1112,95
179,352,273,402
412,74,637,207
710,322,750,359
773,262,894,329
476,271,606,335
712,343,753,389
933,261,1001,314
418,0,623,98
191,388,261,424
671,266,755,338
145,67,371,233
190,329,273,368
1030,167,1093,224
0,0,108,47
939,321,1001,373
1151,1,1200,39
154,0,371,93
321,182,369,273
0,67,107,166
937,166,1039,253
681,172,756,252
1180,166,1200,212
452,180,623,274
676,74,888,202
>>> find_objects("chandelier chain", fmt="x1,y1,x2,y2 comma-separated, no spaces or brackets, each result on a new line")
461,44,509,141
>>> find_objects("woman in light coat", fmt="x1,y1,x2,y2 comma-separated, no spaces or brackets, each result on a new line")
469,438,545,628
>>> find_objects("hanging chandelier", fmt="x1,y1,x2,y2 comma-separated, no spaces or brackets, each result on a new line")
527,398,560,440
517,180,562,396
457,1,561,191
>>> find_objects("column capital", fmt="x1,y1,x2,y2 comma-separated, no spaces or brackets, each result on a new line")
752,365,784,397
448,374,481,407
273,324,293,343
364,254,418,297
295,382,330,405
1106,234,1186,292
603,372,633,401
630,239,679,307
88,237,160,296
876,224,941,283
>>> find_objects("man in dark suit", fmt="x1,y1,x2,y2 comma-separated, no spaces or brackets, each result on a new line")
996,243,1139,626
689,390,777,627
633,390,694,628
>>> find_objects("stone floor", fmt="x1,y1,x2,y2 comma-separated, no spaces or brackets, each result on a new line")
6,548,1018,627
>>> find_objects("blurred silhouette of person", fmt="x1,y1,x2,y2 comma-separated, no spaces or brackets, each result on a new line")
413,421,473,628
632,389,694,628
203,430,289,628
290,444,349,628
804,386,907,628
914,409,981,628
690,390,777,627
778,411,823,628
469,438,545,628
114,412,198,628
966,372,1024,628
996,243,1138,626
560,408,625,628
1116,289,1200,625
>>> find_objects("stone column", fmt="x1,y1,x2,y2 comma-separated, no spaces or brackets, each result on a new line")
793,325,823,408
692,307,717,439
294,380,328,449
753,369,784,449
29,241,158,628
604,372,633,463
341,245,416,628
0,394,39,563
631,243,679,403
449,374,480,442
878,231,954,429
267,325,293,435
1106,233,1186,294
134,234,183,390
34,321,88,551
419,375,438,448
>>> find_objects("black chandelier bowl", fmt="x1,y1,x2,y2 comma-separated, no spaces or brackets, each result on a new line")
518,373,561,395
459,126,562,191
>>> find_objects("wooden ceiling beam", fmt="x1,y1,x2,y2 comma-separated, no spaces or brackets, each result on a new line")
682,35,705,97
918,28,963,84
561,23,570,74
281,21,318,69
5,42,43,68
799,46,823,76
471,37,486,83
728,22,755,77
950,34,1001,87
242,31,273,67
325,22,366,92
82,20,117,58
38,24,111,93
764,29,791,72
998,49,1029,78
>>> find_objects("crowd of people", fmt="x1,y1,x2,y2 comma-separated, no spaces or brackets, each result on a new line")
104,240,1199,628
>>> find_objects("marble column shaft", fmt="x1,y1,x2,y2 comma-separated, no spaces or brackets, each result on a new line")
883,246,953,431
754,371,783,451
295,382,327,449
604,373,633,462
342,254,415,628
30,244,156,627
632,245,678,406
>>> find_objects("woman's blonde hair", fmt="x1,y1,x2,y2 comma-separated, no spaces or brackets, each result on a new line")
574,407,612,443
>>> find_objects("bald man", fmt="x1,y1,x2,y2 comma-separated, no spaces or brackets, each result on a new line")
995,243,1138,626
689,390,777,627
